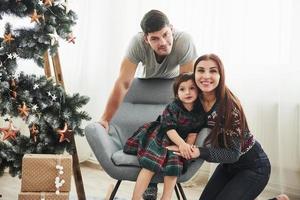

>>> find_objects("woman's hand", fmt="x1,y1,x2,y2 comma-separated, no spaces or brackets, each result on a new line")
178,142,193,159
174,146,201,159
190,146,201,159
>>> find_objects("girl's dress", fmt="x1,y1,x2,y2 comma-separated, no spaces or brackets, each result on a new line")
123,99,204,176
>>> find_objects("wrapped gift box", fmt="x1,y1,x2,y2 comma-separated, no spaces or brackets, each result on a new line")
21,154,72,192
18,192,69,200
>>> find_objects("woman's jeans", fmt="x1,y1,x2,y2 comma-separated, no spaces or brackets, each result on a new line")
199,141,271,200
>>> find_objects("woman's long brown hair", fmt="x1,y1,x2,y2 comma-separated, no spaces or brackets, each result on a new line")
194,54,248,148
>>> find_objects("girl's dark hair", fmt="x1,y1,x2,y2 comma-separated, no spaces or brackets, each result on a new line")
173,72,197,98
194,54,249,148
140,10,170,34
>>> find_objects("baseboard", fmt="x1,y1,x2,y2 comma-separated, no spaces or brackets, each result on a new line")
266,182,300,199
267,166,300,199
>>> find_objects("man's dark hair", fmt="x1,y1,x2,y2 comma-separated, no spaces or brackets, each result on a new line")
140,10,170,34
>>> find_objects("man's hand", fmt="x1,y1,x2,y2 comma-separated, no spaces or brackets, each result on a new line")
98,119,109,132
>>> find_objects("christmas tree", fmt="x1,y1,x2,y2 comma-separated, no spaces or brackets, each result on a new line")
0,0,91,177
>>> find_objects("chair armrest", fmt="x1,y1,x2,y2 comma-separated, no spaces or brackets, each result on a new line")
176,128,211,182
85,122,120,165
195,128,211,147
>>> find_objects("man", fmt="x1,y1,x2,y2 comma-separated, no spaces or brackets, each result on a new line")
99,9,197,199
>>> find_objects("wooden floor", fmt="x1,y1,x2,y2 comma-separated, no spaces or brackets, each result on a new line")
0,161,280,200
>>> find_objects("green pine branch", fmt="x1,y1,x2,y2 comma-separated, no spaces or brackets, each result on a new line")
0,1,91,178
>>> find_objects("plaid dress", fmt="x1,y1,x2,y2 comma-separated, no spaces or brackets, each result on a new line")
123,99,204,176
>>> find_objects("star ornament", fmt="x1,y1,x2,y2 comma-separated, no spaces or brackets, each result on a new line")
32,104,38,111
51,94,57,101
57,123,73,143
42,0,53,6
33,83,39,90
0,121,19,141
18,102,30,119
8,53,17,60
3,33,15,44
30,10,43,24
67,34,76,44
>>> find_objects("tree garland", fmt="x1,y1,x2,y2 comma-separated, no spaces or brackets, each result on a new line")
0,0,91,177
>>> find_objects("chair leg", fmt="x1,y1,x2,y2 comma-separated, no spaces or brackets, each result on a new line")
109,180,122,200
174,184,181,200
176,183,187,200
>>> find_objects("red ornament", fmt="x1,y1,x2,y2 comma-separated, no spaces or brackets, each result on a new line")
29,124,39,142
0,120,19,141
67,34,76,44
57,123,73,143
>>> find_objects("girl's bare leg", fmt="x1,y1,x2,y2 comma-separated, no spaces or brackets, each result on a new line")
160,176,177,200
132,168,155,200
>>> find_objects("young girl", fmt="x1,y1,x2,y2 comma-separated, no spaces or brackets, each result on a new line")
123,73,204,200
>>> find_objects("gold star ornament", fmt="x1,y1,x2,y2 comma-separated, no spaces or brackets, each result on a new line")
0,120,19,141
3,33,15,44
30,10,43,23
18,102,30,119
43,0,53,6
57,123,73,143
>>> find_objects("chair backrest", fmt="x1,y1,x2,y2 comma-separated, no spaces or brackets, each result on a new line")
109,78,174,148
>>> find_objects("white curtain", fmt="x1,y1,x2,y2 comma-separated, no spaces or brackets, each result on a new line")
63,0,300,196
1,0,299,196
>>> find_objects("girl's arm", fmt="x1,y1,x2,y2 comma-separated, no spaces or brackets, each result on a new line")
166,129,192,159
167,132,197,152
186,133,197,145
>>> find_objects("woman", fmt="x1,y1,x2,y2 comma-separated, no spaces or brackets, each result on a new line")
176,54,273,200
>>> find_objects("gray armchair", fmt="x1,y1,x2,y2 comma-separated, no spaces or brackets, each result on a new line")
85,78,208,200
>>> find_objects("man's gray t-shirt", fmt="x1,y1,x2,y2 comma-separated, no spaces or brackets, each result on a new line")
125,30,197,78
